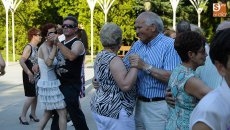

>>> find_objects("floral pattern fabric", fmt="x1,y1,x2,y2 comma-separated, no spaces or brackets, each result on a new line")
166,65,199,130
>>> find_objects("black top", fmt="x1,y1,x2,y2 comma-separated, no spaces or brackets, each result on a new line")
56,38,84,85
22,44,38,97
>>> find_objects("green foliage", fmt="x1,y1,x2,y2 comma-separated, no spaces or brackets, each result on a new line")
36,0,63,25
109,0,137,45
13,0,41,56
1,50,20,61
0,0,228,61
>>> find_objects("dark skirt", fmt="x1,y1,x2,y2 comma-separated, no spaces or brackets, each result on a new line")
22,71,36,97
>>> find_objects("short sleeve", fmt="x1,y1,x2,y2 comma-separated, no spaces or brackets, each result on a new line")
163,43,181,71
189,104,217,130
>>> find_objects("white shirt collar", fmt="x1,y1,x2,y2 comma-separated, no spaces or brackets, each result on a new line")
64,36,77,45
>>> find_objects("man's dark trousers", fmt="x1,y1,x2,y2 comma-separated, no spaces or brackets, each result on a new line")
51,83,89,130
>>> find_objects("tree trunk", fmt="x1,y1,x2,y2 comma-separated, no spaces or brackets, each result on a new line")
198,12,201,27
173,8,176,30
90,9,94,62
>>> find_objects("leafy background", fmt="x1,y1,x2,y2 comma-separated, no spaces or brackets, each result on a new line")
0,0,229,61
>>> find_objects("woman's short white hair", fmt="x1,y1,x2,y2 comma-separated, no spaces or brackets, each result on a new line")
100,23,122,47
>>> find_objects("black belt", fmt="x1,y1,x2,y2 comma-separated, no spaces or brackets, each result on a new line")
138,96,165,102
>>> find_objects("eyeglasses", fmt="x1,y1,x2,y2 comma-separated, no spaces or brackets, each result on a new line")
62,24,76,29
197,48,206,55
47,31,57,36
34,33,41,36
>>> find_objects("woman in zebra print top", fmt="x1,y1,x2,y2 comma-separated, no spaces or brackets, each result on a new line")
90,23,139,130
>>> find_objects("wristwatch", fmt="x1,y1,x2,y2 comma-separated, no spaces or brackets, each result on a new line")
145,65,152,74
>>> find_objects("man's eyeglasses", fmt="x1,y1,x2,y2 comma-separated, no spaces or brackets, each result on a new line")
47,31,57,36
62,24,76,29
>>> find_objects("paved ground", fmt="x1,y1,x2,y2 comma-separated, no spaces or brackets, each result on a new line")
0,62,97,130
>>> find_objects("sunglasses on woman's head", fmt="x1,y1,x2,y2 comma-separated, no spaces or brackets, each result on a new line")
62,24,76,29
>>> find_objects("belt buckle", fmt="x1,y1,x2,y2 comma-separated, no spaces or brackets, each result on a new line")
149,98,153,102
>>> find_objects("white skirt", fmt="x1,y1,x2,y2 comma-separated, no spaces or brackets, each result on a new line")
37,79,66,110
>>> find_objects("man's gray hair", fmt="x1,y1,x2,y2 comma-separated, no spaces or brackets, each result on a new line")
139,12,164,33
190,24,204,36
176,20,191,34
100,23,122,47
216,20,230,32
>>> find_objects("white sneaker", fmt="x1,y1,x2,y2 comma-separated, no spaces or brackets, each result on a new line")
67,120,73,126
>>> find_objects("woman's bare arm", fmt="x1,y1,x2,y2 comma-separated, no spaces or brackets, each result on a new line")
110,56,138,92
